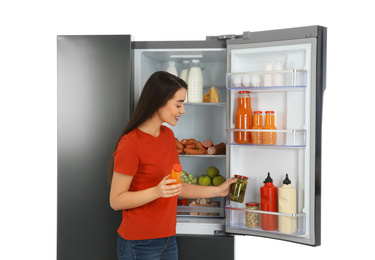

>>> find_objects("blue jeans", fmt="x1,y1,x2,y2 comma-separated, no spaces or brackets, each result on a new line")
117,235,178,260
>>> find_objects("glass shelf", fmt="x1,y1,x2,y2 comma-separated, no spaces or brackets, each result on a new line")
226,128,306,147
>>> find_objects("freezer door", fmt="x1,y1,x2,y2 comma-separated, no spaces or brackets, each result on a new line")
224,26,326,246
57,35,132,259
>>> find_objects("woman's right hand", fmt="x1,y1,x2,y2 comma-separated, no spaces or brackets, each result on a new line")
156,175,182,198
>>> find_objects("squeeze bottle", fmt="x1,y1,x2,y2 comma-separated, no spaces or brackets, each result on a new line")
260,172,278,231
278,173,297,234
168,164,182,185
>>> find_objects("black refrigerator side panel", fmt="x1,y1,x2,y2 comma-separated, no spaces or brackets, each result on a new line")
314,26,327,246
57,35,132,259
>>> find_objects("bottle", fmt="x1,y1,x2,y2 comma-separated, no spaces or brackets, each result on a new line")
278,174,297,234
263,62,273,87
274,61,284,86
168,163,182,185
251,111,263,144
260,172,278,231
234,91,253,144
187,60,203,103
263,111,277,145
179,60,190,82
166,61,178,76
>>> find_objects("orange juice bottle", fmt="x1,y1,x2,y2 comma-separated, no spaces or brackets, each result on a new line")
235,91,252,143
251,111,263,144
263,111,277,145
168,164,182,185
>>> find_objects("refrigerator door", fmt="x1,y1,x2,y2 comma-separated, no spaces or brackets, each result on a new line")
224,26,326,246
57,35,132,259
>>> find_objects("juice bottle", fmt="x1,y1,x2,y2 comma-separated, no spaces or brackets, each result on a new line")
260,172,278,231
278,173,297,234
168,163,182,185
234,91,252,143
263,111,277,145
251,111,263,144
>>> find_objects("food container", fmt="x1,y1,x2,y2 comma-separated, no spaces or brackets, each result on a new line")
229,175,248,203
246,202,259,228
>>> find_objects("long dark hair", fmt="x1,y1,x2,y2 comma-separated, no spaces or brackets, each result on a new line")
108,71,187,183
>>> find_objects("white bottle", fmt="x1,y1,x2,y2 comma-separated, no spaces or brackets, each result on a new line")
166,61,178,76
263,62,273,87
179,60,190,82
187,60,203,103
278,174,297,234
274,61,284,86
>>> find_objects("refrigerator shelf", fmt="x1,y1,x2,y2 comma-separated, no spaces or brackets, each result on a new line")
226,69,307,89
184,102,226,106
225,206,306,236
179,154,226,158
177,197,225,218
226,128,306,147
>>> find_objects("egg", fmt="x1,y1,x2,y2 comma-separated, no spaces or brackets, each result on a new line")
242,75,251,87
251,74,261,87
233,75,242,87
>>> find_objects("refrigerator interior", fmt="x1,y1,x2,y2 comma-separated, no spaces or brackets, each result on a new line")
133,47,229,235
225,40,317,244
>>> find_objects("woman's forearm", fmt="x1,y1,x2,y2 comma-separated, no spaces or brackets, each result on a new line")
110,187,160,211
179,177,237,199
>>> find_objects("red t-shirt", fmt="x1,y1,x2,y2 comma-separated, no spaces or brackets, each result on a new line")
113,126,179,240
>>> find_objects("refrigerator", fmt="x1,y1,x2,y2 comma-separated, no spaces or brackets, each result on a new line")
57,25,326,260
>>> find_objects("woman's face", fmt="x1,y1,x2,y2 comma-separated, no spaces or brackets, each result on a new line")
156,88,186,126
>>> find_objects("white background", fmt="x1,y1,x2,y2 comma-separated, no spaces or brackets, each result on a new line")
1,0,374,259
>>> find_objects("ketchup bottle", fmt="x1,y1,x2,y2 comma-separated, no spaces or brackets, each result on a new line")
168,164,182,185
260,172,278,231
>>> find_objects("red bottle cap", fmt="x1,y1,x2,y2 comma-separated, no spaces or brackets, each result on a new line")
254,111,262,114
172,164,182,172
246,202,259,207
265,111,275,114
238,91,250,94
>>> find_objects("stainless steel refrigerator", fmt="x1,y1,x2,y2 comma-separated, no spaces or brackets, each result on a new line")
57,25,326,259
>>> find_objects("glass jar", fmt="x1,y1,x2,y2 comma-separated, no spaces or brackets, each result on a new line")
229,175,248,203
245,202,260,228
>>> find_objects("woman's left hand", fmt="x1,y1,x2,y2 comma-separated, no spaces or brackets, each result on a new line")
215,177,237,197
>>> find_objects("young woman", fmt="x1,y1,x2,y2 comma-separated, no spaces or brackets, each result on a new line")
109,71,236,260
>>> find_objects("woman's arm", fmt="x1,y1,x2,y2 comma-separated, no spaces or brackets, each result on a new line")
110,172,182,211
179,177,237,199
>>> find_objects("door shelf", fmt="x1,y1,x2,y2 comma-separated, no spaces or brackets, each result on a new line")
226,128,306,147
226,70,307,89
184,102,226,107
225,206,306,236
177,198,225,218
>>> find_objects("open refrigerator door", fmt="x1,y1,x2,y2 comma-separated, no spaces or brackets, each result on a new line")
224,35,324,246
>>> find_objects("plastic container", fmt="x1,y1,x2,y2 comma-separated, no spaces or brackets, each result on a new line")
229,175,248,203
245,202,260,228
187,60,203,103
251,111,263,144
264,62,272,87
278,174,297,234
168,163,182,185
166,61,178,76
235,91,253,144
274,61,284,86
260,172,278,231
263,111,277,145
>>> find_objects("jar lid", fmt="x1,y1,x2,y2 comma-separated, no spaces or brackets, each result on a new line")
238,91,250,94
234,174,249,179
254,111,262,114
246,202,259,206
265,111,275,114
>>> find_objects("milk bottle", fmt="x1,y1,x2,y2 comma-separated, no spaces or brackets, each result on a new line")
278,173,297,234
187,60,203,103
166,61,178,76
179,60,190,82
